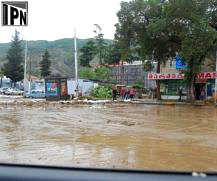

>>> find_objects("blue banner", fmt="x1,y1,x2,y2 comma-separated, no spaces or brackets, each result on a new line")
176,55,186,69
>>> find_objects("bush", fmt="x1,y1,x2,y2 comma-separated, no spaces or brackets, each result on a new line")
132,81,144,89
79,66,110,82
91,85,112,98
79,67,95,80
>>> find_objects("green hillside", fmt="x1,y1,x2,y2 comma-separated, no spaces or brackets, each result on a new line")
0,38,112,77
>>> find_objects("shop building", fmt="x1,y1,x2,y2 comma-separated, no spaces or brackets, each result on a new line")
148,59,217,100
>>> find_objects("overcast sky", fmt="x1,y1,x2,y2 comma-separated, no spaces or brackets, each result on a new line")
0,0,128,43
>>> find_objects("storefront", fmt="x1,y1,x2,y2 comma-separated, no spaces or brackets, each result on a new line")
160,79,186,96
195,72,217,100
148,72,217,100
148,73,185,99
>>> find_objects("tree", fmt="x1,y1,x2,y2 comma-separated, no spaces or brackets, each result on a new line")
79,66,110,82
80,40,96,67
115,2,135,62
95,66,110,82
103,42,121,65
79,67,95,80
94,24,107,65
164,0,217,102
40,49,51,78
115,0,217,101
2,30,24,85
115,0,178,99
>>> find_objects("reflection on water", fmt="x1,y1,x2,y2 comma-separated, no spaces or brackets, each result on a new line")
0,103,217,171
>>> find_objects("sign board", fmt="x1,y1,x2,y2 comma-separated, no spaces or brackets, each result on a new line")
148,72,217,80
60,80,67,96
1,1,28,26
148,73,184,80
176,55,186,69
196,72,217,79
45,77,68,101
46,80,58,97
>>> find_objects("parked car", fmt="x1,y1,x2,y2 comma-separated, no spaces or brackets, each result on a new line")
25,90,45,98
12,89,24,95
0,87,9,94
4,88,24,95
3,88,13,95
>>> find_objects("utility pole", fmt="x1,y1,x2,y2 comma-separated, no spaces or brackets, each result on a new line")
74,28,79,97
215,51,217,106
19,32,28,94
28,56,32,94
0,74,3,88
24,38,28,93
28,56,32,81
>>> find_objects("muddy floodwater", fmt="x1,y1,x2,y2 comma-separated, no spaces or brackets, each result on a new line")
0,102,217,172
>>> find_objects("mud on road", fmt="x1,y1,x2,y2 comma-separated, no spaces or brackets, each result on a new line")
0,102,217,172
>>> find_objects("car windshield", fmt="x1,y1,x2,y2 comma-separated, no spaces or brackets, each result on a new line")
0,0,217,176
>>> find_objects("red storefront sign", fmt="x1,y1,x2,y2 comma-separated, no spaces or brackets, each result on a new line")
196,72,217,79
148,72,217,80
148,73,184,80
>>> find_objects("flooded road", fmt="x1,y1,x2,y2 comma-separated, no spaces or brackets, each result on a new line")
0,102,217,172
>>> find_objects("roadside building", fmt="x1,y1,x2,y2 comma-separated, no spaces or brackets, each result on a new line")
0,76,11,88
148,57,217,100
109,61,156,89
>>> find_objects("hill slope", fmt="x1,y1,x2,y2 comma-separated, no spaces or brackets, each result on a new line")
0,38,112,77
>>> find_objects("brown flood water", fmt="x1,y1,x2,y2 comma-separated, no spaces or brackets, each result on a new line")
0,103,217,172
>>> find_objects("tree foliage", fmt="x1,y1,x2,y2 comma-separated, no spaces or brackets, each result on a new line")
2,30,24,84
40,49,51,78
94,24,107,65
79,67,95,80
79,66,110,82
103,41,122,65
80,40,96,67
0,38,113,77
91,85,112,98
95,66,110,81
115,0,217,101
115,0,178,99
164,0,217,101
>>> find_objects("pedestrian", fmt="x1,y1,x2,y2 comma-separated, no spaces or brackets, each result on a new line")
200,88,205,100
124,87,129,100
112,85,117,101
149,87,154,99
120,87,125,100
153,87,157,99
178,86,183,102
129,88,134,99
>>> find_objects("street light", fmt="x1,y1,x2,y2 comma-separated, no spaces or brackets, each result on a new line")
74,28,79,97
19,32,28,94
